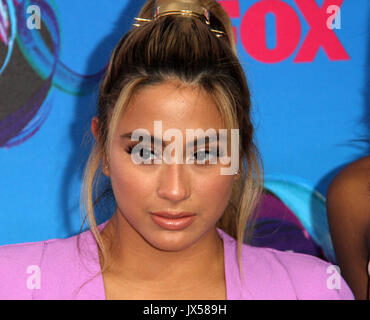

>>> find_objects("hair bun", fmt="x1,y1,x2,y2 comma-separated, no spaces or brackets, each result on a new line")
137,0,237,55
200,0,236,52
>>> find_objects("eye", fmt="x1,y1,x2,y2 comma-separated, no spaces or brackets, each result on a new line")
126,145,159,162
191,148,223,164
195,150,211,161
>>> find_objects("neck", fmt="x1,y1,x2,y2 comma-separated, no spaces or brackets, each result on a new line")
98,210,225,292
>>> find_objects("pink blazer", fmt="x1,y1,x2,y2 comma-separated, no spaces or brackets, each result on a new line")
0,220,354,299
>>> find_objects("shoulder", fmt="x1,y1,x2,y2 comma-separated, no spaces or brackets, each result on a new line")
246,245,354,299
325,156,369,299
218,229,354,300
327,155,369,207
0,230,99,299
330,155,369,181
0,238,51,299
326,155,369,251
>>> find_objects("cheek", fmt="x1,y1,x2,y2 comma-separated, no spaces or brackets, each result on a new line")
195,174,234,214
109,153,153,210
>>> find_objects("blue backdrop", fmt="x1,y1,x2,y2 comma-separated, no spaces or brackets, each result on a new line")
0,0,368,262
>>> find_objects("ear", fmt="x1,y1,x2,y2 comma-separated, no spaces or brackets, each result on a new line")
233,169,240,181
91,116,99,140
91,117,110,177
102,163,111,178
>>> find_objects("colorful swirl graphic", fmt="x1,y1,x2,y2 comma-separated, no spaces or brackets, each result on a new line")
262,174,337,264
0,0,106,148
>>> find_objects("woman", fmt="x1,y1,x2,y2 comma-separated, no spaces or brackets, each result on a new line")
326,155,370,300
0,0,354,299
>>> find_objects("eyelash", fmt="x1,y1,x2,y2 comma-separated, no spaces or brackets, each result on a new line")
125,145,224,164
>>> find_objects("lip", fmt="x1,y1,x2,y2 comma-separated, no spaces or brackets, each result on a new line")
150,212,196,231
151,211,195,219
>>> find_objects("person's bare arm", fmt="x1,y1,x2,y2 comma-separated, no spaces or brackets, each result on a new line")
326,155,370,300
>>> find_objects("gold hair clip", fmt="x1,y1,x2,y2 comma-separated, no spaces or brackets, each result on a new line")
133,0,226,38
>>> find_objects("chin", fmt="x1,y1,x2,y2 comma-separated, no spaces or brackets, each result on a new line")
144,230,197,252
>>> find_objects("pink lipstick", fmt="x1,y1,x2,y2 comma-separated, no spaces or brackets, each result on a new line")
150,211,196,230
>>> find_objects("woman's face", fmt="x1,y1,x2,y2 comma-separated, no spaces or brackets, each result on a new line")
99,80,237,251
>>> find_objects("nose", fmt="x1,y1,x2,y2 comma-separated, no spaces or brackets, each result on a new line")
157,163,190,202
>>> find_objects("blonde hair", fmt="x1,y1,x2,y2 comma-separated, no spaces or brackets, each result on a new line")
79,0,264,285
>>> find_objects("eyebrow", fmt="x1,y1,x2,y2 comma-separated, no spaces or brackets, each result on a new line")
120,131,225,148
